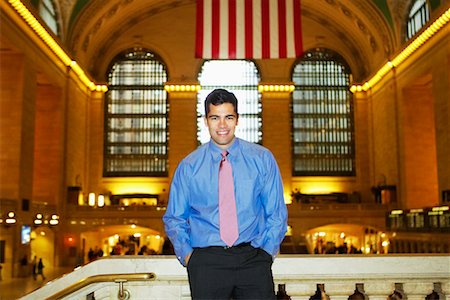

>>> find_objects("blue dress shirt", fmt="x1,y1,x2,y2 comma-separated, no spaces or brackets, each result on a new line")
163,138,288,266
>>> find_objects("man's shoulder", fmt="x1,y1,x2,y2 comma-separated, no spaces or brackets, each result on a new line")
237,138,272,156
181,143,209,164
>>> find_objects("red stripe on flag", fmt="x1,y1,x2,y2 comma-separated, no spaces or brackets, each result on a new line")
294,0,303,57
245,0,253,59
211,0,221,59
195,0,204,58
228,0,237,59
278,0,287,58
261,0,270,58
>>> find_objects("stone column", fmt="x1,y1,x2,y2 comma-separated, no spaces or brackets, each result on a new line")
0,52,37,277
261,91,292,202
432,51,450,197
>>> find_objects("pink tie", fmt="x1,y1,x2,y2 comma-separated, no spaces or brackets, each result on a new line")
219,150,239,247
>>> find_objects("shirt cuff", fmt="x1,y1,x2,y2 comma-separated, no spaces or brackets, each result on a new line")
177,245,194,267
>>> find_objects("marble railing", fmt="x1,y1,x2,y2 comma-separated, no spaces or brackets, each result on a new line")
20,255,450,300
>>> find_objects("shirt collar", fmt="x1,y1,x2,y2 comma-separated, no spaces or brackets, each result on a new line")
208,137,240,161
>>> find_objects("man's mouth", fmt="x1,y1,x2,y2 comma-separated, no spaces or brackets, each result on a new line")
217,130,229,136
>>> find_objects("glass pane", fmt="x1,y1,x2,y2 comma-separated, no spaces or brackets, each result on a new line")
406,0,430,39
39,0,58,35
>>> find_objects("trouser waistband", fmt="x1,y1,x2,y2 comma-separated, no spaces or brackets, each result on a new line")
204,242,252,250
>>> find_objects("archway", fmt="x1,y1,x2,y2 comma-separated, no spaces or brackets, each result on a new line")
80,225,164,263
305,224,390,254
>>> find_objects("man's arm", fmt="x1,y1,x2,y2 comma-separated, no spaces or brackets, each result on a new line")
162,162,193,267
260,151,288,259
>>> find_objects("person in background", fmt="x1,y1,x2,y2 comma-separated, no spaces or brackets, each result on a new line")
163,88,288,299
32,256,37,280
36,258,45,280
19,255,27,278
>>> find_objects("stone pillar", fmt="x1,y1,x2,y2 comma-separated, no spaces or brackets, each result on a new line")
168,90,198,178
261,91,292,202
325,282,356,300
432,52,450,198
403,282,435,300
0,52,37,277
364,281,396,300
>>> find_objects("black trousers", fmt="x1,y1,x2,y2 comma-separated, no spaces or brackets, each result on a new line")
187,243,275,300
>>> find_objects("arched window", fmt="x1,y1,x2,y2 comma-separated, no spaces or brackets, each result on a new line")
197,60,261,145
292,48,355,176
406,0,430,40
104,49,168,177
38,0,59,35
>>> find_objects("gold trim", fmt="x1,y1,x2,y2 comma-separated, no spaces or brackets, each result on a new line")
46,273,156,300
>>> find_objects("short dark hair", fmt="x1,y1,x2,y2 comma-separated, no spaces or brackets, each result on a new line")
204,88,238,116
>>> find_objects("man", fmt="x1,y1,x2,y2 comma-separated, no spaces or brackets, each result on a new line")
163,88,288,299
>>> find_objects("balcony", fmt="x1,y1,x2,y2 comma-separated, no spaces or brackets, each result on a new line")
20,255,450,299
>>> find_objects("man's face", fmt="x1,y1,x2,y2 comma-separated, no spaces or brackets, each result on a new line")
204,103,238,149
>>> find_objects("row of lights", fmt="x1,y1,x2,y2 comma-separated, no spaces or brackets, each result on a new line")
390,205,449,215
0,211,59,226
78,193,106,207
34,213,60,226
6,0,107,92
164,84,296,93
351,7,450,93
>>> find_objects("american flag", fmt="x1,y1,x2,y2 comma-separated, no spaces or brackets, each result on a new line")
196,0,303,59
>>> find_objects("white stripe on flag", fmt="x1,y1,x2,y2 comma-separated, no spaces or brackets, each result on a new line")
252,0,262,59
236,1,245,58
286,0,295,58
219,0,229,58
203,0,212,59
269,0,278,59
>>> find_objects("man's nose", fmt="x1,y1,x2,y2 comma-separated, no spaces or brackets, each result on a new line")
218,118,227,127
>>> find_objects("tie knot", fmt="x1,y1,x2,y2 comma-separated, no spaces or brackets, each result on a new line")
221,150,228,159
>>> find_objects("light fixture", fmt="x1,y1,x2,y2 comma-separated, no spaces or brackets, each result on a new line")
78,193,85,206
6,211,16,224
97,195,105,207
49,214,59,225
34,213,43,225
88,193,96,206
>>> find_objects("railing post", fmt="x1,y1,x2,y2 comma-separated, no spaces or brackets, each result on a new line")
425,283,445,300
388,283,406,300
349,283,367,300
309,283,330,300
115,279,130,300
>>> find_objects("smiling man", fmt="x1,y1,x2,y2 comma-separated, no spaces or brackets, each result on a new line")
163,88,288,300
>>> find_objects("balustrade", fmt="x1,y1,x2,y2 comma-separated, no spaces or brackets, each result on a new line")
20,255,449,300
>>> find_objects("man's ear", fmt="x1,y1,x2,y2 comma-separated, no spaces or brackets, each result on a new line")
203,116,208,127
